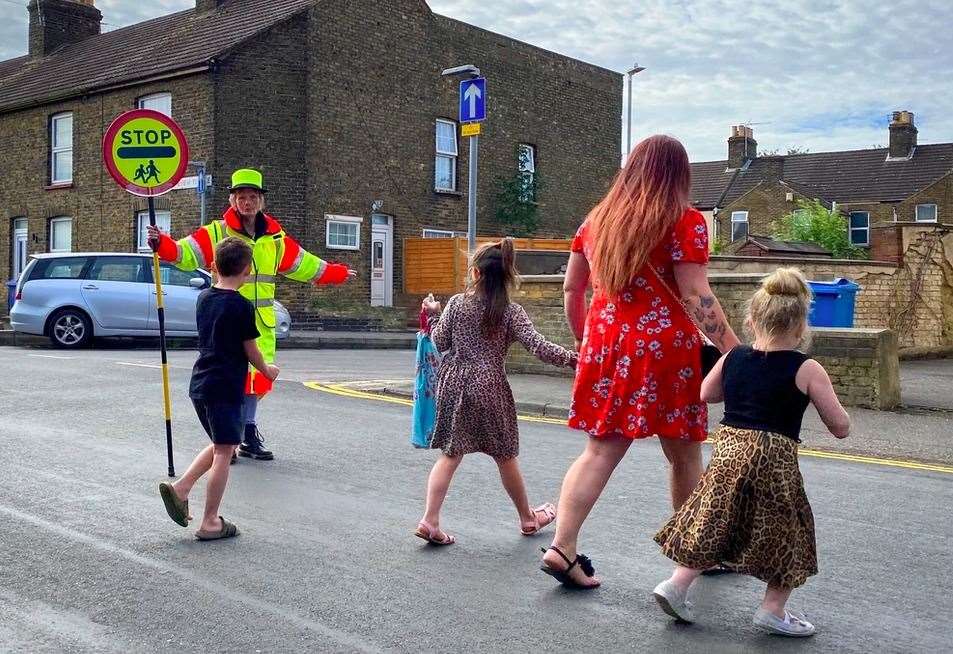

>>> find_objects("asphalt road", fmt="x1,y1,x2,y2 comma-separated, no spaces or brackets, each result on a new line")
1,347,950,653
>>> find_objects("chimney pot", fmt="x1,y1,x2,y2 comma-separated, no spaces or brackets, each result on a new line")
727,124,757,169
888,110,917,160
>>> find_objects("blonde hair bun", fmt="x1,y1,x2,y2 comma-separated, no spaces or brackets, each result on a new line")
747,267,812,343
763,267,811,299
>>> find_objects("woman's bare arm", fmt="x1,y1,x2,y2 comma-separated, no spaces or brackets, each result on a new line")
673,263,741,353
563,252,590,348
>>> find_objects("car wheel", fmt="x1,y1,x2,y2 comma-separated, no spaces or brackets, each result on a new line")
48,308,93,349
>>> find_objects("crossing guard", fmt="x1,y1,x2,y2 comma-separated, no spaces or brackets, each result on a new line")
150,168,353,459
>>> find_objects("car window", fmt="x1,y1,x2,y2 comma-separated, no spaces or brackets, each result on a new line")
160,263,205,288
36,257,89,280
88,257,147,283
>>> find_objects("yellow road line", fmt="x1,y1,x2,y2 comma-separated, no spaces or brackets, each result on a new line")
303,382,953,475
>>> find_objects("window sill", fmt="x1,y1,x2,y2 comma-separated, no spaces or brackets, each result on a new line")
45,182,74,191
326,245,361,252
434,189,463,198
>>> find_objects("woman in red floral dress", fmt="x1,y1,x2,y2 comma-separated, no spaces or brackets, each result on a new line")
540,135,740,589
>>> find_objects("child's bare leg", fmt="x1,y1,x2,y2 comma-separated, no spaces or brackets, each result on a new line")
670,564,703,593
421,454,462,530
762,584,794,618
200,444,237,533
494,456,535,524
171,444,214,500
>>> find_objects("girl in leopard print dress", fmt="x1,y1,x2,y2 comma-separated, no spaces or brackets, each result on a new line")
414,239,578,546
652,268,851,637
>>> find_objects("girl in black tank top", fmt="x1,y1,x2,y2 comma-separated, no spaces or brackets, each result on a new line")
721,346,811,441
652,268,851,638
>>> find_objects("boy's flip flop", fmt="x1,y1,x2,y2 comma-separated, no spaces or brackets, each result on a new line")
195,517,240,541
158,482,189,528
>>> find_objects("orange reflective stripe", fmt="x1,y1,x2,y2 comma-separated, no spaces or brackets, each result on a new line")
277,236,302,273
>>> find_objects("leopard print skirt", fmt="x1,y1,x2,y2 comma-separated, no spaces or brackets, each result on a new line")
654,426,818,589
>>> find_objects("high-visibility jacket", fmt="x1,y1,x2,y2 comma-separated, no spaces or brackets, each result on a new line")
155,206,349,396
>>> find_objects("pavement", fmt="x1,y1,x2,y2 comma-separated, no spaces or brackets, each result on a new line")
1,346,952,652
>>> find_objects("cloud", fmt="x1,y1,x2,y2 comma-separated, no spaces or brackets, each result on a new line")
2,0,951,161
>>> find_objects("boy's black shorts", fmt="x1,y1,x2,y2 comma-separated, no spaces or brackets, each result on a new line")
192,399,244,445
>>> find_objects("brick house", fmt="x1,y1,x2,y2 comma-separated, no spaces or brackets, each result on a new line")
0,0,621,312
691,113,953,256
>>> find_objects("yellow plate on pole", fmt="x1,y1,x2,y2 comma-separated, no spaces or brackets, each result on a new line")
461,122,482,137
102,109,189,197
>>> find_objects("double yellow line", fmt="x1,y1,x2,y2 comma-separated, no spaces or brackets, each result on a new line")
303,382,953,475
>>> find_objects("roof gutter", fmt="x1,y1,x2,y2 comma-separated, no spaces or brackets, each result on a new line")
0,64,210,115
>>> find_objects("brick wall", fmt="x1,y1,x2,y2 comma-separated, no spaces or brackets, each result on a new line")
0,74,214,306
710,225,953,349
305,0,621,310
506,275,901,409
212,13,314,312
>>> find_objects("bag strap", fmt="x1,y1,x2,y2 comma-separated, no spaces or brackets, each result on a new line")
644,264,711,345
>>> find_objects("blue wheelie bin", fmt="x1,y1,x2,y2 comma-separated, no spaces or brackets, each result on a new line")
6,279,16,312
808,278,860,328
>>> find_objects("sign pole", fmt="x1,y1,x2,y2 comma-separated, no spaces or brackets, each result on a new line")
149,196,175,477
103,108,189,478
467,134,479,253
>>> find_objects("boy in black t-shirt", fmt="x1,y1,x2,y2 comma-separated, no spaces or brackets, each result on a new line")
159,237,279,540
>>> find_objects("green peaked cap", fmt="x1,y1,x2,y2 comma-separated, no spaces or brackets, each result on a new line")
228,168,267,193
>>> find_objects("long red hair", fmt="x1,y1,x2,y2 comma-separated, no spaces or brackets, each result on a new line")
589,135,692,296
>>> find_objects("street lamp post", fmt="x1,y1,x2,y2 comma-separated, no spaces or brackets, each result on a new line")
625,64,646,159
442,64,482,253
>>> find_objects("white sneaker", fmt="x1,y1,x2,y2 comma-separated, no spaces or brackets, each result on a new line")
652,579,695,623
753,609,816,637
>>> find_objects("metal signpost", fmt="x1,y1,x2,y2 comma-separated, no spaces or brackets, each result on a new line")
102,109,189,477
443,66,485,253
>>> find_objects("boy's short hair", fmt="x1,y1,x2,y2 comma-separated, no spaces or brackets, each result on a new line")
215,237,253,277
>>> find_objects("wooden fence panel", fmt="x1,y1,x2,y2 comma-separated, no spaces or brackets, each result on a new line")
404,236,572,295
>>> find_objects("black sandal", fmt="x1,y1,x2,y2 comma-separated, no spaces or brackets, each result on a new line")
700,563,734,576
539,546,600,590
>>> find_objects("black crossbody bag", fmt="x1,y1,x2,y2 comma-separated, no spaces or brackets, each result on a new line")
647,266,722,377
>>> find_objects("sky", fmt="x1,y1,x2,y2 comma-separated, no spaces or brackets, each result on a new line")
2,0,951,162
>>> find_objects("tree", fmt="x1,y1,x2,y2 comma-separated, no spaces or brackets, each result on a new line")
493,146,541,237
773,199,868,259
760,146,811,156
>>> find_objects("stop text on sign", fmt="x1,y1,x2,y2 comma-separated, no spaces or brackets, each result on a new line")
102,109,189,197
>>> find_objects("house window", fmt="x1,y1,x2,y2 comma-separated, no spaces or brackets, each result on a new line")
326,215,362,250
518,143,536,202
137,92,172,117
422,228,466,238
849,211,870,246
49,217,72,252
50,112,73,184
136,210,172,252
730,211,749,242
435,119,458,192
916,204,938,223
12,218,28,280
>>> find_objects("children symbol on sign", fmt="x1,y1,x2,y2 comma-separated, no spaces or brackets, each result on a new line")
133,164,148,184
144,160,161,184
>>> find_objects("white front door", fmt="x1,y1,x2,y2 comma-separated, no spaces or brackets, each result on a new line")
12,218,28,281
370,214,393,307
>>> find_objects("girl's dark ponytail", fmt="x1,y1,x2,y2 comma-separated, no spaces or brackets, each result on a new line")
471,238,519,336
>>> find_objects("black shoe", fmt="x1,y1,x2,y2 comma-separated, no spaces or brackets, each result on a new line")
230,452,237,465
700,563,734,576
239,425,274,460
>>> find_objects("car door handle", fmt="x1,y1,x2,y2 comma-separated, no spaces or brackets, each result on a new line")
152,291,167,295
83,284,99,290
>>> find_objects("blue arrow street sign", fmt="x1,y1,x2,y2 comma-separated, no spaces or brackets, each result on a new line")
196,167,206,195
459,77,486,123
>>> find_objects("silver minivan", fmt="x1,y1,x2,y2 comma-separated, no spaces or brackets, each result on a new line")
10,253,291,348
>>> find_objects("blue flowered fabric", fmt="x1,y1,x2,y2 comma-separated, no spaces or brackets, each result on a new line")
411,331,440,448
